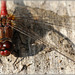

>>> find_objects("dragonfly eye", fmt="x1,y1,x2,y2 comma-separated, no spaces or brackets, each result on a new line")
0,51,4,56
0,41,12,56
0,50,10,56
3,41,13,49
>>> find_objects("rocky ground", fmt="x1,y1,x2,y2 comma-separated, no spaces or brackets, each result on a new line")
0,0,75,74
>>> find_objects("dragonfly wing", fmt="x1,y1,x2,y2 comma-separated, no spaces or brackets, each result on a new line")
10,4,75,62
12,4,75,30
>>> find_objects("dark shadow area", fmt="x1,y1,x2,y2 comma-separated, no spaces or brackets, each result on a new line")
11,0,75,63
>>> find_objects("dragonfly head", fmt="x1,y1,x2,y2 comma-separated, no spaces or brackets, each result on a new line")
0,41,13,56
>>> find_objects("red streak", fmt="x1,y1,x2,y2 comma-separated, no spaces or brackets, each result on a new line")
1,0,7,16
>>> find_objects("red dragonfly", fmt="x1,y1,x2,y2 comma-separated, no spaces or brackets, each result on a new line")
0,0,75,62
0,0,13,56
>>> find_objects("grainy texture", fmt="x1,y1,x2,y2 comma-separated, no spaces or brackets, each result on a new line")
0,0,75,74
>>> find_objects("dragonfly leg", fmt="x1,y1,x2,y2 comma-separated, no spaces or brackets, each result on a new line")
13,57,18,69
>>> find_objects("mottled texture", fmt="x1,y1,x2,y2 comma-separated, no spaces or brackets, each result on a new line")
0,0,75,74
